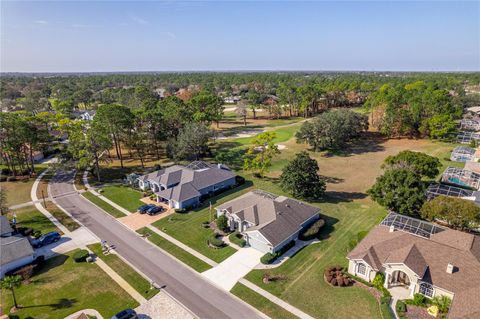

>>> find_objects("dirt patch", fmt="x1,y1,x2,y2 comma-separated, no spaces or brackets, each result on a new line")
404,305,432,319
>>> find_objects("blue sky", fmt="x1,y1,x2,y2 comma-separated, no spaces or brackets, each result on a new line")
1,1,479,72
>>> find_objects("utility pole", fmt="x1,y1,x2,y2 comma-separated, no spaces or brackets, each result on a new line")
41,190,46,208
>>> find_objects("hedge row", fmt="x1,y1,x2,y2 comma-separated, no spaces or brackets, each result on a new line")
228,232,246,247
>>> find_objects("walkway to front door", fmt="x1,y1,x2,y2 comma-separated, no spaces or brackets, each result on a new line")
201,247,263,291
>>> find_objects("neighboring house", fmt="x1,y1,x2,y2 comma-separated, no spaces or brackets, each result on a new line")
441,167,480,190
347,212,480,319
216,190,320,253
0,236,35,278
79,110,96,121
460,118,480,131
0,216,14,237
426,183,480,204
456,131,480,144
137,161,236,209
450,146,477,162
224,96,241,104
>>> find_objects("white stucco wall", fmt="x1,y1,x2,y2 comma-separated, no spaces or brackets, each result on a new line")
0,255,34,278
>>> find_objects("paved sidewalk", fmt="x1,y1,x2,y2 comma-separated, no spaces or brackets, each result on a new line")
135,291,196,319
202,247,263,291
146,225,218,267
239,279,315,319
9,199,48,210
83,171,132,215
64,309,104,319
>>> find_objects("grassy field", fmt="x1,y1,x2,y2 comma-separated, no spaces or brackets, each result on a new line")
88,243,158,299
7,206,61,235
231,283,298,319
100,185,144,212
137,227,212,272
1,250,138,319
1,178,37,206
45,202,80,232
230,123,301,146
152,184,253,263
82,192,126,218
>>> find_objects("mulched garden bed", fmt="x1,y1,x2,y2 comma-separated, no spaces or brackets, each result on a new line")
403,305,433,319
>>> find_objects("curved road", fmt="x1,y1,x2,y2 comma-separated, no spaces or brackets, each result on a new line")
50,170,265,319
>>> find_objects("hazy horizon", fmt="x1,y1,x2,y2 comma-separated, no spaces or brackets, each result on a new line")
1,1,479,72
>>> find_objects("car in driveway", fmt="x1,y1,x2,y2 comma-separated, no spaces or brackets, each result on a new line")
146,205,164,216
138,204,155,214
32,231,61,248
111,309,137,319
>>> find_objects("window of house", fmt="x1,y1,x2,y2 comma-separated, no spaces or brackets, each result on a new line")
357,262,367,276
419,282,434,298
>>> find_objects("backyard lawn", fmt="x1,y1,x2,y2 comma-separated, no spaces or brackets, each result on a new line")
1,250,138,319
152,185,252,263
1,178,37,206
88,243,158,299
7,206,61,235
136,227,212,272
82,192,126,218
100,185,144,212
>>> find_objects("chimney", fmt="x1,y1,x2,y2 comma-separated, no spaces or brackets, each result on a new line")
446,263,454,274
389,225,395,233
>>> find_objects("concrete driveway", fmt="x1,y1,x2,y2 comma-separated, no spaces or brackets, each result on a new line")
202,247,263,291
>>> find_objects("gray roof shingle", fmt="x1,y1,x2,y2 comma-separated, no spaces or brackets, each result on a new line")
0,236,34,266
0,216,13,237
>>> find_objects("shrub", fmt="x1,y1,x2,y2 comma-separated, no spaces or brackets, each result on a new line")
235,175,245,186
372,273,385,289
396,300,406,313
324,265,352,287
380,303,395,319
229,232,246,247
299,219,325,240
260,253,276,264
24,228,34,236
33,230,42,239
412,293,427,306
216,215,228,232
381,296,392,305
208,234,224,248
432,295,451,313
73,249,90,262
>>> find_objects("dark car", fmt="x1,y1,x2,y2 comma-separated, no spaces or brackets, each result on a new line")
146,206,164,216
32,231,61,248
110,309,137,319
138,204,155,214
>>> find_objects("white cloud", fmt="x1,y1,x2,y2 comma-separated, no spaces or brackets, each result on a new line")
34,20,48,24
161,31,176,39
130,15,148,25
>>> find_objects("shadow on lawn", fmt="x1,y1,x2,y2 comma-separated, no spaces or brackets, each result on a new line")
322,132,387,158
19,298,77,310
322,191,368,203
32,254,69,277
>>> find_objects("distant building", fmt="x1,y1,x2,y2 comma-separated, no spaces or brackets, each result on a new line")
224,96,241,104
348,212,480,319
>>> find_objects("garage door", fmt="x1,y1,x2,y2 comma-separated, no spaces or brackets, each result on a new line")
247,235,271,253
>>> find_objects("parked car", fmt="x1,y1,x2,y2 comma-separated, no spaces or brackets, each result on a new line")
138,204,155,214
111,309,137,319
32,232,61,248
146,206,164,216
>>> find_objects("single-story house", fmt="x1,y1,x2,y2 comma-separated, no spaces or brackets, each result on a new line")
137,161,236,209
450,146,477,162
460,118,480,131
72,110,96,121
216,190,320,253
0,236,35,278
1,215,14,237
347,212,480,319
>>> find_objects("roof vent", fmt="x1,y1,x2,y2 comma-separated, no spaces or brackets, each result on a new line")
285,204,290,208
446,263,454,274
389,225,395,233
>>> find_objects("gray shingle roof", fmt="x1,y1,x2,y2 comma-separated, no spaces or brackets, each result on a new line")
0,236,34,266
218,190,320,247
0,216,13,237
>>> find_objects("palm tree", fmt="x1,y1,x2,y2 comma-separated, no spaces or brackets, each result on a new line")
1,275,22,309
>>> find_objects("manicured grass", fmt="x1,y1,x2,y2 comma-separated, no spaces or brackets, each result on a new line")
1,178,37,206
74,170,87,190
100,185,144,212
152,185,251,263
7,206,61,235
88,243,158,299
46,202,80,231
82,192,126,218
136,227,212,272
2,250,138,319
231,283,299,319
232,124,300,145
36,171,53,200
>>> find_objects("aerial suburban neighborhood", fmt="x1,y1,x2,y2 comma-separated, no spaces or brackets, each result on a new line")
0,1,479,319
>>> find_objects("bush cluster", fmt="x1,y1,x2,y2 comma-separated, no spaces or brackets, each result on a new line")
228,232,246,247
260,240,296,264
324,266,352,287
299,219,325,241
396,300,407,314
348,230,369,250
208,234,224,248
405,293,428,307
73,249,90,262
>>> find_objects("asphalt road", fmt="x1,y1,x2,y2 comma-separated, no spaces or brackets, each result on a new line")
50,170,265,319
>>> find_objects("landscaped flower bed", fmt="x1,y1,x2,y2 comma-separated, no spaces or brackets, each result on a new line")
323,266,353,287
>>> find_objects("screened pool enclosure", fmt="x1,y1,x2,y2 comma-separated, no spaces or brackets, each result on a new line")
450,146,476,162
441,167,480,190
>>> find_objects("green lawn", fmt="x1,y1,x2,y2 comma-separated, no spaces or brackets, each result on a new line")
46,202,80,232
88,243,158,299
100,185,144,212
2,250,138,319
231,124,301,146
152,185,251,263
82,192,126,218
231,283,299,319
136,227,212,272
7,206,61,235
